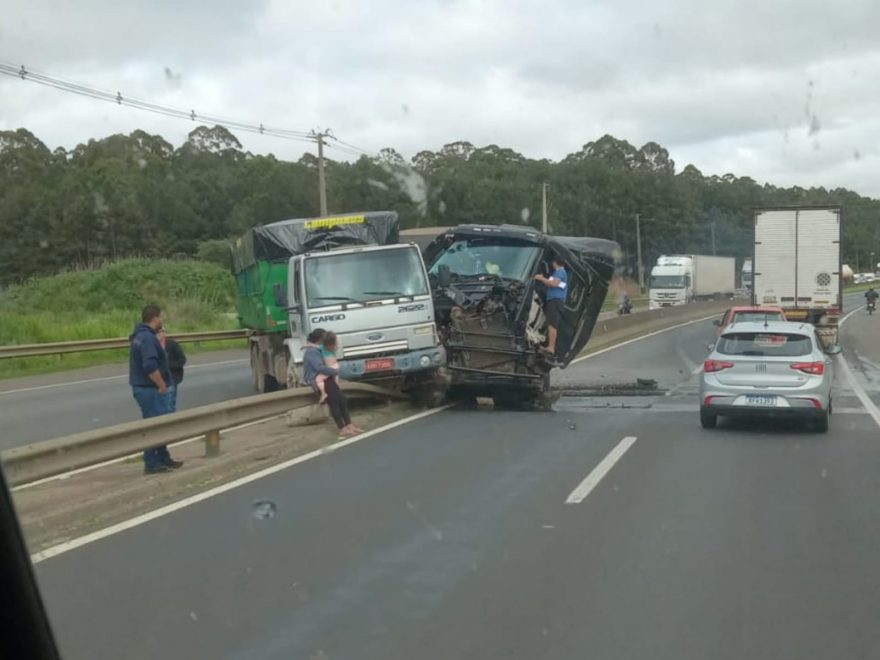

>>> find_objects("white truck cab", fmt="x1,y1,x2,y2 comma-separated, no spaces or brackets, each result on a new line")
285,242,445,387
649,255,693,309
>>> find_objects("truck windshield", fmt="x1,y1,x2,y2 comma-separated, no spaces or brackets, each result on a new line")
305,247,428,307
650,275,686,288
428,240,540,281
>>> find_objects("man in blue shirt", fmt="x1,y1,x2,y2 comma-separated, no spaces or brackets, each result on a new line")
534,256,568,363
129,304,183,474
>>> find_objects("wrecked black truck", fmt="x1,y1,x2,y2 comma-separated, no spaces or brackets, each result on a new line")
422,224,619,408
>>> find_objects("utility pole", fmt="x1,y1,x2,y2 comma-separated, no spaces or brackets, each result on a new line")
711,221,717,255
541,182,549,233
635,212,644,292
311,129,330,216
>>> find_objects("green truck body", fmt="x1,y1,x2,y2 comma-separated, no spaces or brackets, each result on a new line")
233,257,289,334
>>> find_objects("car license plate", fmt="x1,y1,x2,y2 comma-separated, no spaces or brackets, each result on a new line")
746,395,777,407
365,358,395,373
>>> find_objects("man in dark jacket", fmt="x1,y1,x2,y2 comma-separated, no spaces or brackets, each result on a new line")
129,304,183,474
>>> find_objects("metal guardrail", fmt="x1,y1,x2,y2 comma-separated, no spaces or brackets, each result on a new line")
0,300,732,488
0,381,406,487
0,329,247,359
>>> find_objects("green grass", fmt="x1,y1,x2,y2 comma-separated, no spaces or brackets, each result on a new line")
0,259,240,379
844,282,878,293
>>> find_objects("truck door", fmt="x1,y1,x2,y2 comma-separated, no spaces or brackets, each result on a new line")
287,258,306,364
795,208,841,309
553,265,605,367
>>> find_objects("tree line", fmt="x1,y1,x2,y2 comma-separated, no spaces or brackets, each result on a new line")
1,125,877,285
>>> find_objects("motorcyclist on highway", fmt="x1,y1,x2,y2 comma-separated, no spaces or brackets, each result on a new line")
866,287,878,304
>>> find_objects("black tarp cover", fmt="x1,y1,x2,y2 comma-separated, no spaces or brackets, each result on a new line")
231,211,399,273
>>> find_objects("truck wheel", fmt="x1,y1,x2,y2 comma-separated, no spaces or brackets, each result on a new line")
250,345,262,392
262,374,280,393
414,385,446,409
700,407,717,429
494,391,529,410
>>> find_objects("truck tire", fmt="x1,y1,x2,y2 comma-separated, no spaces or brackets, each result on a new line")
250,345,262,392
700,407,717,429
414,385,446,409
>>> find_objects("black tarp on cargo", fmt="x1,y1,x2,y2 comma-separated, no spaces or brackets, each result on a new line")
231,211,399,273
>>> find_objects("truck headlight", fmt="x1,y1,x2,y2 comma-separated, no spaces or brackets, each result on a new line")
414,324,434,335
420,355,431,367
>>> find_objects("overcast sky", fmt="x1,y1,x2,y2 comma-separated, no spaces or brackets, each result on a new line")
2,0,879,195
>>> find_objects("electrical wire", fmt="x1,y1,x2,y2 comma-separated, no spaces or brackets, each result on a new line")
0,61,319,145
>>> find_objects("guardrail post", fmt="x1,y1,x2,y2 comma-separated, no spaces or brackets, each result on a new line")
205,430,221,457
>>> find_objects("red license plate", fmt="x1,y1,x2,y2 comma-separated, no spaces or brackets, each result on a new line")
365,358,395,373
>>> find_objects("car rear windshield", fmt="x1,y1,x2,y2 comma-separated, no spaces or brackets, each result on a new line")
716,332,812,357
732,311,784,323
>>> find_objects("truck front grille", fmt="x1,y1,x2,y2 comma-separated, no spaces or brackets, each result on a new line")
343,340,409,358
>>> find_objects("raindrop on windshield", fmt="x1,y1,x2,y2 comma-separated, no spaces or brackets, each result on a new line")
251,499,277,520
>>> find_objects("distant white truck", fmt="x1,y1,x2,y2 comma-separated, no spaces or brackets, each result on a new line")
649,254,736,309
752,206,842,346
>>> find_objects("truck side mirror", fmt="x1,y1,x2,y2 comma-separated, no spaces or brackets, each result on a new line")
273,283,287,308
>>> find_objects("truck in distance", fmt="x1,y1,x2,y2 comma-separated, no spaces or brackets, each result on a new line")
649,254,736,309
751,206,842,347
231,211,445,401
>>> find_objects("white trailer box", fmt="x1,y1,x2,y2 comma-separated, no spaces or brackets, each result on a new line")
691,255,736,298
752,207,841,313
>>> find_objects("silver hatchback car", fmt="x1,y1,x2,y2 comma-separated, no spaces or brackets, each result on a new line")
700,321,840,432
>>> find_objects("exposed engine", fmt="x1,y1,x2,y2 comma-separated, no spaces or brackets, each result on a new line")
431,274,547,377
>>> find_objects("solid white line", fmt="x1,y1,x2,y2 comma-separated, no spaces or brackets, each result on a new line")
834,303,880,430
0,358,249,396
30,404,453,564
571,313,720,365
11,413,284,492
565,436,637,504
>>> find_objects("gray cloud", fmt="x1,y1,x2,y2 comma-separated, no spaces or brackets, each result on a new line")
2,0,880,194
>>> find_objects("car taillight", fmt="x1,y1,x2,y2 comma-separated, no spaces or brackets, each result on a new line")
704,359,734,373
791,361,824,375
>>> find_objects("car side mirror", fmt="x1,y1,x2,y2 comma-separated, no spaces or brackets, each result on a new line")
825,344,842,356
273,283,287,308
712,319,722,327
707,343,715,351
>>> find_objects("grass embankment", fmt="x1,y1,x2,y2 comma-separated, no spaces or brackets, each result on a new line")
0,259,241,379
844,282,878,294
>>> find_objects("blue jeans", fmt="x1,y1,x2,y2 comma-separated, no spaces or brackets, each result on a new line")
165,384,178,414
132,386,172,469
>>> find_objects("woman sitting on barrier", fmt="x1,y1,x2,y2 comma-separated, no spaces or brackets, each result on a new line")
302,329,362,437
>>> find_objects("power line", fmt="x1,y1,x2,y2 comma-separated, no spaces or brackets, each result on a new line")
327,135,374,157
0,61,316,144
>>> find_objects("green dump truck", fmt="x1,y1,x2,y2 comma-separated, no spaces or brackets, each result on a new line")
232,211,445,398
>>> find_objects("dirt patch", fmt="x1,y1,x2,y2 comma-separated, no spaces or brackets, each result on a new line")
13,400,416,554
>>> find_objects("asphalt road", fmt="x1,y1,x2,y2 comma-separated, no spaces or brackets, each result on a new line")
0,350,252,449
30,291,880,659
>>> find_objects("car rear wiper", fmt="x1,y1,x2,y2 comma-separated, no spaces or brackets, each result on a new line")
740,350,765,356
